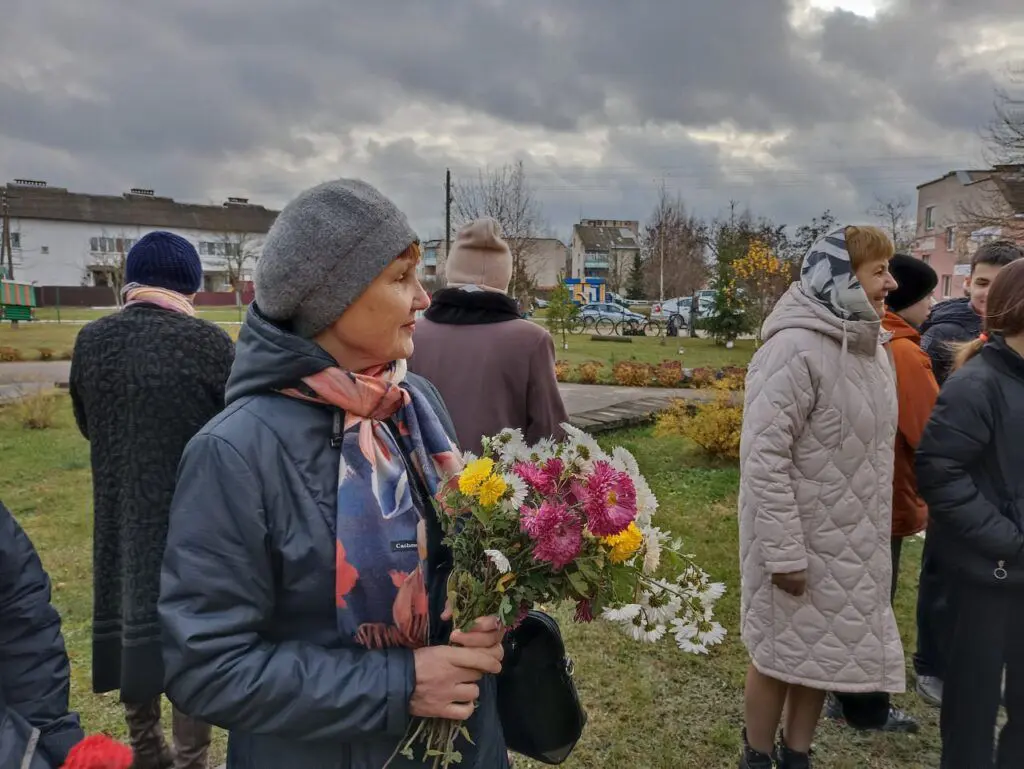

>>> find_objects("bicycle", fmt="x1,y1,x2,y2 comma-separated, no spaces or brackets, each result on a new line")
615,318,663,337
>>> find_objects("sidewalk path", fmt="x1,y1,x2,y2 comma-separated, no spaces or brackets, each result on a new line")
0,362,700,431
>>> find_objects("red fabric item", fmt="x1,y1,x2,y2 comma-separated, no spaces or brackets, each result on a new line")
61,735,133,769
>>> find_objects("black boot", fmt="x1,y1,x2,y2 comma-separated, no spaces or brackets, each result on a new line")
775,733,812,769
739,729,775,769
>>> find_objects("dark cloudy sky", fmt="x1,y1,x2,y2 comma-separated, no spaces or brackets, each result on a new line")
1,0,1021,241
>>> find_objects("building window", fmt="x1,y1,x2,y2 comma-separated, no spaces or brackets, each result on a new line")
942,275,952,297
90,236,136,253
40,246,49,255
198,241,241,257
925,206,936,230
945,227,955,251
9,233,20,249
921,254,930,265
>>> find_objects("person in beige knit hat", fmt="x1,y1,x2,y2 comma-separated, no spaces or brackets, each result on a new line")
409,217,567,453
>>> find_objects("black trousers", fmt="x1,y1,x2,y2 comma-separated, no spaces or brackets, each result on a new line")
940,581,1024,769
833,537,903,729
914,533,955,680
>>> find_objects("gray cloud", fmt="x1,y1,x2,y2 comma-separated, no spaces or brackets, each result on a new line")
0,0,1020,239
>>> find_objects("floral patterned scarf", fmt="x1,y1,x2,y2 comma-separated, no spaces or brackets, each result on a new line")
280,359,463,649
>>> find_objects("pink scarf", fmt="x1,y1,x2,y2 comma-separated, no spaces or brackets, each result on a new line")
121,283,196,316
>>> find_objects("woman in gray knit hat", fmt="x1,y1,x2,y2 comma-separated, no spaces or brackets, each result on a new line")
158,179,509,769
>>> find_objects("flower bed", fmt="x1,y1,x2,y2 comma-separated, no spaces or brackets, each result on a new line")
556,359,747,390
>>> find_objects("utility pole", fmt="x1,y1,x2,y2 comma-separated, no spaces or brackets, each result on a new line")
444,169,452,268
658,209,665,303
1,189,11,281
1,188,18,329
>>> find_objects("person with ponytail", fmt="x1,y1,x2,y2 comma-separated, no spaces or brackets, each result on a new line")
916,257,1024,768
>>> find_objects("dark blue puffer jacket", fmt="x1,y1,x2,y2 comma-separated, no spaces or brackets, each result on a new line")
0,501,85,769
920,297,982,385
159,305,507,769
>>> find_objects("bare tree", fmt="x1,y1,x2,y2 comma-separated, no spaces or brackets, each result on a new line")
867,194,916,252
89,229,134,305
959,67,1024,238
984,65,1024,166
640,186,708,300
215,231,262,306
452,161,545,303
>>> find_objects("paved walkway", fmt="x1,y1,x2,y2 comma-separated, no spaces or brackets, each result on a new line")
0,362,702,431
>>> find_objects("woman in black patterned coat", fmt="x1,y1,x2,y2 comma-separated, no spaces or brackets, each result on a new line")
69,231,234,769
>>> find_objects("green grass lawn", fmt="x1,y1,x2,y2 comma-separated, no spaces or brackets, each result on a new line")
0,310,243,360
1,311,753,372
1,396,940,768
555,334,754,374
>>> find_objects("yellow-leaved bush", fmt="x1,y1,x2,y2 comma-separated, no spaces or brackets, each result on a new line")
655,380,743,460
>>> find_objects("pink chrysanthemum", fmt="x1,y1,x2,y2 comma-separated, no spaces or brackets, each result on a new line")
576,460,638,536
514,458,565,497
520,501,583,569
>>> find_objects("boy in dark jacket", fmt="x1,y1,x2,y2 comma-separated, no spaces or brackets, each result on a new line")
920,240,1022,385
0,500,85,769
914,240,1022,707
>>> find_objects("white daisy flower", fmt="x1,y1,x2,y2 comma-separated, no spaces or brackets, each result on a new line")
494,428,529,463
640,526,669,575
610,446,640,476
641,584,682,625
671,617,709,654
699,582,727,605
696,621,727,647
501,474,528,513
561,424,608,464
601,603,642,623
628,621,667,643
483,549,511,574
677,637,710,655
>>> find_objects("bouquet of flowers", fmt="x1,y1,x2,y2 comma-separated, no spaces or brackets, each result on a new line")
395,424,726,767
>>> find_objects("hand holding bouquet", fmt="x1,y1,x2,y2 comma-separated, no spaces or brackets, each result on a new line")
395,425,726,767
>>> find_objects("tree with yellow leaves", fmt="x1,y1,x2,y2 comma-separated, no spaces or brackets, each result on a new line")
733,239,790,345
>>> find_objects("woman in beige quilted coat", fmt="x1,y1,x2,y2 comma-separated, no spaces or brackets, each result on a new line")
737,225,903,769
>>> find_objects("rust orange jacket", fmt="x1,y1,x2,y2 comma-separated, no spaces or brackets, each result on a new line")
884,311,940,537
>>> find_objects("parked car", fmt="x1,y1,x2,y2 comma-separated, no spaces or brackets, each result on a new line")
579,302,645,323
650,297,691,324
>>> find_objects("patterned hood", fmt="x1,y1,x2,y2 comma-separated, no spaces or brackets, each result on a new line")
799,226,879,322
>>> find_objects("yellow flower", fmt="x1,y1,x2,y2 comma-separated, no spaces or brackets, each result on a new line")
602,522,643,564
458,458,495,495
477,473,508,507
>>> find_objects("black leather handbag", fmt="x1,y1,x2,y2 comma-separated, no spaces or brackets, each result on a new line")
497,611,587,765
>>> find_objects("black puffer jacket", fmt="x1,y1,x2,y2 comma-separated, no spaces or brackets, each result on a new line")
916,334,1024,586
0,501,84,769
919,297,982,385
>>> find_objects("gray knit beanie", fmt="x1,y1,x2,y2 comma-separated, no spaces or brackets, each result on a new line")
254,179,418,338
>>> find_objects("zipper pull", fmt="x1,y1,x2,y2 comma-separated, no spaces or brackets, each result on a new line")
995,560,1008,580
330,411,343,449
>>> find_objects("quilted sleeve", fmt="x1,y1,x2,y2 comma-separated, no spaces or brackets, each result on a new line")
741,335,816,574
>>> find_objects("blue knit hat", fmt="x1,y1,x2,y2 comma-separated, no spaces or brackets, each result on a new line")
125,231,203,294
